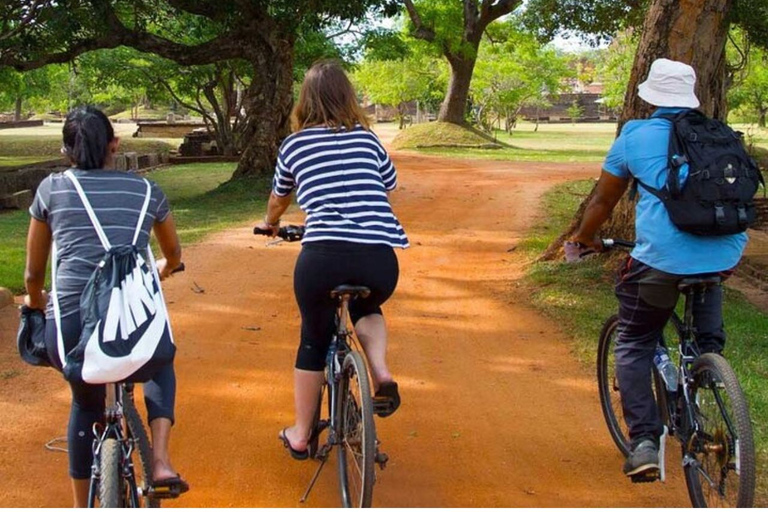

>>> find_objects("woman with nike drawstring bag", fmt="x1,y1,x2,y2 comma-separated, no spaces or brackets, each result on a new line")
21,107,189,507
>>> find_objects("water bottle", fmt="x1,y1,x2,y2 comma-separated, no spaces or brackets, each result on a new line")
653,345,678,392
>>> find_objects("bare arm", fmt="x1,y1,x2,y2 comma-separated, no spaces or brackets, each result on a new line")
153,212,182,279
254,192,293,236
572,171,630,250
24,218,51,309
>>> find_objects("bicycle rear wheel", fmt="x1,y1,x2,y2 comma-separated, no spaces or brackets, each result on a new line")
597,314,680,456
336,351,376,508
99,438,124,508
683,353,755,508
124,395,160,508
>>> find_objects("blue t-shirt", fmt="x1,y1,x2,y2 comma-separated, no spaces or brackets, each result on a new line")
603,107,747,275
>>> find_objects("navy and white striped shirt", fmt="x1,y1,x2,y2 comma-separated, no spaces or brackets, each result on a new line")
272,125,409,248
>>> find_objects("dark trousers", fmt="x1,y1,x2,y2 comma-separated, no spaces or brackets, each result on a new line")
615,258,726,447
293,241,399,371
45,314,176,479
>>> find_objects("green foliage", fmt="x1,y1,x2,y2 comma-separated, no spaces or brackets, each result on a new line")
521,0,768,51
596,30,638,112
521,0,648,44
404,1,470,58
471,21,572,132
566,100,585,122
353,54,446,122
0,65,68,116
729,46,768,127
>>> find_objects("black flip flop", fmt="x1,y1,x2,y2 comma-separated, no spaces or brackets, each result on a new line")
279,428,309,460
152,474,190,496
374,381,401,418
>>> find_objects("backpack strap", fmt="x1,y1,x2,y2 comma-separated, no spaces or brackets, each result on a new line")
132,179,152,246
50,241,67,368
656,111,690,198
64,170,112,251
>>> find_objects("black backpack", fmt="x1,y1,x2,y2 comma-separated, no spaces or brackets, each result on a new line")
636,109,764,236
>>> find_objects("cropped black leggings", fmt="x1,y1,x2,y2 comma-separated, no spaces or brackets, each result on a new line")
293,241,399,371
45,314,176,479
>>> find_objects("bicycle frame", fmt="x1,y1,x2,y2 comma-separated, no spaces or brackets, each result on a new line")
87,383,141,508
659,284,740,475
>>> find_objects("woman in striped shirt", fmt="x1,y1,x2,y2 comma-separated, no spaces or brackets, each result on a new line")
254,60,408,460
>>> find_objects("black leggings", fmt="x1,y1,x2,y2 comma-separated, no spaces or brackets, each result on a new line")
45,314,176,479
293,241,399,371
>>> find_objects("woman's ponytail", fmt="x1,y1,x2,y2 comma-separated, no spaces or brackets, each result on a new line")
62,107,115,170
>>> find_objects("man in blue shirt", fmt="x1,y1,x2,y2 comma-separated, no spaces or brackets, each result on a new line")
570,59,748,481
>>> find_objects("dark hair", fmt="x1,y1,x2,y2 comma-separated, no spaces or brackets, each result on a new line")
292,60,370,132
62,106,115,170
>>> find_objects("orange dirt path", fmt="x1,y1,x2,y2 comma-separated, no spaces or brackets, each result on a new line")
0,153,691,507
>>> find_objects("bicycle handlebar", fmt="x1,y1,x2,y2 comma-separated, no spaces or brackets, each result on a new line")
601,238,636,250
253,224,305,242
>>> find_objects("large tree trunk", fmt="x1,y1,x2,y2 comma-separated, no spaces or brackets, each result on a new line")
14,97,22,122
540,0,733,260
438,54,477,125
232,40,294,179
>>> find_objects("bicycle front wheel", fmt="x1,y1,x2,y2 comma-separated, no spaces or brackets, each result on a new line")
597,314,678,457
336,351,376,508
683,353,755,508
99,438,124,508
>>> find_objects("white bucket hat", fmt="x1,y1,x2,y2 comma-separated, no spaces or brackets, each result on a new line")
638,58,700,109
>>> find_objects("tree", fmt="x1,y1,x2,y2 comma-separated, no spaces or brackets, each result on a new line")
402,0,521,125
471,22,570,133
0,1,395,178
354,55,444,128
0,66,63,120
541,0,742,259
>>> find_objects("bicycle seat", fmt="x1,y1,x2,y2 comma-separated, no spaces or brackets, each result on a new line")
677,276,722,292
331,285,371,299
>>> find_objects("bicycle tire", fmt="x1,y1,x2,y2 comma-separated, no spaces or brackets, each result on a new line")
99,438,123,508
124,395,160,508
683,353,755,508
336,351,376,508
597,314,680,457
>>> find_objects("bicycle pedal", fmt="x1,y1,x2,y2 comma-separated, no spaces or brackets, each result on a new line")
375,451,389,470
629,469,660,484
373,397,393,415
147,485,182,500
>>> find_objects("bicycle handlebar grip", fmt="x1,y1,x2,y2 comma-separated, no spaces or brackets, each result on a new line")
253,227,273,236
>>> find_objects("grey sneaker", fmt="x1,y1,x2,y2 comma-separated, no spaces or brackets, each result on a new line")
623,439,660,481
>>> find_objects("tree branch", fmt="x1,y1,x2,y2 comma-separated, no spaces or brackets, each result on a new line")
403,0,436,42
478,0,520,29
0,0,48,42
1,1,256,72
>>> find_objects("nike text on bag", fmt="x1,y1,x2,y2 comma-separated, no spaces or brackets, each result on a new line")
638,110,765,236
53,170,175,384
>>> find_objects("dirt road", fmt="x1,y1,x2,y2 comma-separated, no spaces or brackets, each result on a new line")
0,153,691,507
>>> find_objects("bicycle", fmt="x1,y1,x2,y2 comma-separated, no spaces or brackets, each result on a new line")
254,225,391,507
593,239,755,507
88,263,186,508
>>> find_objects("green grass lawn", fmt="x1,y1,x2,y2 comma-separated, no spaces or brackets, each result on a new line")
408,121,614,162
0,163,269,294
0,135,176,159
522,179,768,504
408,121,768,164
